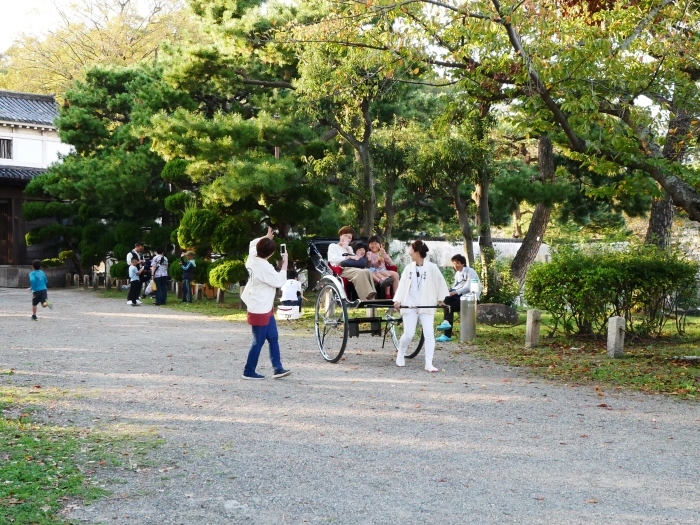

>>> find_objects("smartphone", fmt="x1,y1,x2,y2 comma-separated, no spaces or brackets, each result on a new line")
280,244,286,255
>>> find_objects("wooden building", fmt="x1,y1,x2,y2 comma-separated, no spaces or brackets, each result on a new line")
0,90,70,266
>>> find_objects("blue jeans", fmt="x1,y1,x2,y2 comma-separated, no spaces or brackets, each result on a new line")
182,278,192,302
244,316,283,376
154,276,168,305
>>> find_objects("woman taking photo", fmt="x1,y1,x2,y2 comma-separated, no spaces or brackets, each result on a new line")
393,240,450,372
241,227,291,380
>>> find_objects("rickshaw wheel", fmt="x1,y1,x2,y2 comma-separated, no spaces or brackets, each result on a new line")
315,283,348,363
388,308,424,359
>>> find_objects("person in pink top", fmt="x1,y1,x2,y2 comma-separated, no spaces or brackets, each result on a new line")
366,235,399,296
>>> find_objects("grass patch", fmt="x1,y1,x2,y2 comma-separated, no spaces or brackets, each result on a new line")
97,287,700,399
0,388,163,523
466,313,700,399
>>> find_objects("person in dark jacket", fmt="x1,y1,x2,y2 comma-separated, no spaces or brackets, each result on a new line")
180,251,196,303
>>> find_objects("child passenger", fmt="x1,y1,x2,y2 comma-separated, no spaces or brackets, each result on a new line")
366,235,399,295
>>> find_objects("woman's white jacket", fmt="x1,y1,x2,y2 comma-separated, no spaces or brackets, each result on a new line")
393,260,450,315
243,237,287,314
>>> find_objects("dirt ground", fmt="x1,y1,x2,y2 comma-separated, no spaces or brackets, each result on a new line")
2,287,699,524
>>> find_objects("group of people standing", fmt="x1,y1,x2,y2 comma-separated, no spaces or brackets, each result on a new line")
124,242,196,306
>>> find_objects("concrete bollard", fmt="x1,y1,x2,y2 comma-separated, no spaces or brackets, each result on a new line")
106,277,112,290
216,288,224,304
460,293,477,343
607,316,625,358
525,309,542,348
176,282,182,299
93,273,99,290
195,284,203,301
65,273,72,287
73,274,80,287
83,274,90,289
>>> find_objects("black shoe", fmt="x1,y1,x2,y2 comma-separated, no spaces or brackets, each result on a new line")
242,373,265,380
273,369,291,379
31,315,37,321
379,276,394,288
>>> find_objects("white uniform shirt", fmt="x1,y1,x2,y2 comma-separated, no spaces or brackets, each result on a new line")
281,279,302,301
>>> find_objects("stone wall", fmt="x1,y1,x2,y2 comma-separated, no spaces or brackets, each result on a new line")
0,265,69,288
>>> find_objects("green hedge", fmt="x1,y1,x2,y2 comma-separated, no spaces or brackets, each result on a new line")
109,261,129,279
209,260,248,289
524,245,699,337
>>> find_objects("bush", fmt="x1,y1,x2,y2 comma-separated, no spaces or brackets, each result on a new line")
209,260,248,289
473,258,521,307
109,261,129,279
41,258,64,267
524,244,699,337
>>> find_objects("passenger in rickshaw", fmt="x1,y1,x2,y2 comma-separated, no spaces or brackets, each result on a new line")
366,235,399,297
393,240,450,372
327,226,377,301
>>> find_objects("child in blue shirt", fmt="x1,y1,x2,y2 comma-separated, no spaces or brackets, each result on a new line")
127,257,144,306
27,259,51,320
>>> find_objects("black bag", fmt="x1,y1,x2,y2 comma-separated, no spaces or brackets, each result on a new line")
340,257,368,269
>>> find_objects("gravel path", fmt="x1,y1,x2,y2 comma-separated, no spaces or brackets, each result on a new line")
2,288,699,524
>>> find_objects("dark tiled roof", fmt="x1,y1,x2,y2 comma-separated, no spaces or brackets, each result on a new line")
0,91,58,126
0,166,46,182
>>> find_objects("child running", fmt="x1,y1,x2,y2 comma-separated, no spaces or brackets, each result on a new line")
27,259,52,320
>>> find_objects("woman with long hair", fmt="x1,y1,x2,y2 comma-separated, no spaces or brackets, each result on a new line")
393,240,450,372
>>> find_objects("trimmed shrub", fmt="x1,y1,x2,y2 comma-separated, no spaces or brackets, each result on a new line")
110,261,129,279
524,245,699,337
209,260,248,289
41,258,64,267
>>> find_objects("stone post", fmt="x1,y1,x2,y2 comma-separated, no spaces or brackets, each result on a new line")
176,282,182,299
195,284,203,301
93,273,99,290
73,274,80,287
106,276,112,290
607,316,625,358
83,274,90,289
216,288,224,304
65,273,72,287
525,309,542,348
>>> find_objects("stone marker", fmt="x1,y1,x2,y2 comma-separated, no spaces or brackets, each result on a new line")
607,316,625,358
83,274,90,288
66,273,72,287
195,284,203,301
176,283,182,299
216,288,224,304
106,277,112,290
525,309,542,348
92,274,99,290
73,274,80,287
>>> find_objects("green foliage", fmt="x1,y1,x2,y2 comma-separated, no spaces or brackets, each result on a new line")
177,208,219,250
22,201,76,221
41,258,64,267
524,245,699,337
25,224,74,246
109,261,129,279
209,260,248,288
474,258,521,307
164,192,192,214
112,244,130,261
160,159,190,186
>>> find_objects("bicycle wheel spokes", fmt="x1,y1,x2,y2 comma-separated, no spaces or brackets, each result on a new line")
315,284,348,362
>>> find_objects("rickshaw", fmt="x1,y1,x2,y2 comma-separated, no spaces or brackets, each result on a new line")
308,240,425,363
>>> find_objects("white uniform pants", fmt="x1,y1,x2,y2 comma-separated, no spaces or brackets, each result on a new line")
399,309,436,367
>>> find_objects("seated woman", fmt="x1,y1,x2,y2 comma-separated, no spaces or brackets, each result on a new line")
326,226,377,301
366,235,399,296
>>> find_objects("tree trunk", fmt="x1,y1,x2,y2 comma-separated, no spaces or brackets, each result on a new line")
644,106,688,249
357,144,376,236
383,172,397,243
512,206,523,238
511,135,554,285
451,181,475,266
645,195,674,249
475,165,497,296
